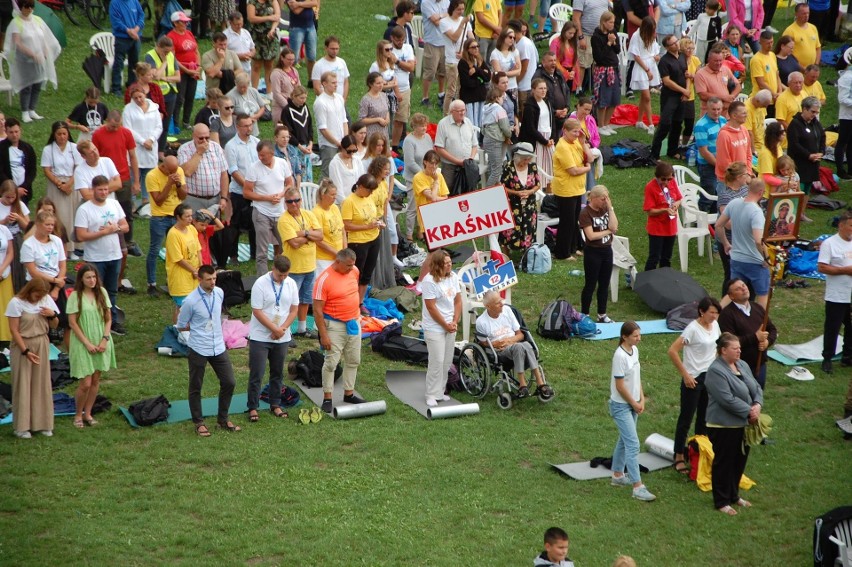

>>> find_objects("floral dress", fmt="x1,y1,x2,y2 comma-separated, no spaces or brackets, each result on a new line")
249,0,278,61
499,160,539,251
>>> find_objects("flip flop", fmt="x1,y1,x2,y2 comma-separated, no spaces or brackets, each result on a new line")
271,407,288,419
84,417,98,426
73,419,84,429
718,505,737,516
310,406,323,423
736,498,752,508
674,461,689,475
195,423,211,437
298,408,311,424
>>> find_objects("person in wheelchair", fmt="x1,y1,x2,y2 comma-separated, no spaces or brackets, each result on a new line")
475,291,553,399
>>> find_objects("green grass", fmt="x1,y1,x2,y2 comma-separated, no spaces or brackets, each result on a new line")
0,1,851,565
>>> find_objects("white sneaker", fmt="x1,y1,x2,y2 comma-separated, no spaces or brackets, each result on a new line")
14,430,31,439
635,121,648,131
766,25,778,33
425,397,438,408
600,126,614,136
29,111,44,120
632,485,657,501
440,394,451,401
120,278,134,290
21,112,32,123
39,430,53,437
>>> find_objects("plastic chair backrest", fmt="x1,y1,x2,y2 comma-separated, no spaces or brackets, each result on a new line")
673,165,700,187
300,182,319,211
89,32,116,61
411,15,424,41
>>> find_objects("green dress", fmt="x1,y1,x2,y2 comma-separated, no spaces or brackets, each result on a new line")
66,288,117,378
249,0,279,61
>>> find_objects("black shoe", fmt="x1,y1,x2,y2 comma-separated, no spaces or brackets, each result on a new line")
437,93,445,106
288,339,298,348
822,360,833,374
342,394,366,404
517,386,530,398
842,358,852,367
294,329,319,339
420,97,431,107
321,399,333,414
147,284,162,298
111,322,127,336
127,242,143,257
839,171,852,180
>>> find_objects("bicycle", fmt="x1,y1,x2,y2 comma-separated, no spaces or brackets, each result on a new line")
86,0,153,32
39,0,86,26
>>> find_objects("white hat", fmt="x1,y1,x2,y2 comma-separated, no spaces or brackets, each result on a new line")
786,366,815,381
171,10,191,22
513,142,535,159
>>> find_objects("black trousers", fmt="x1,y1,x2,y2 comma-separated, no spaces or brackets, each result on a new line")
651,95,685,159
708,426,749,509
682,100,696,140
719,242,731,297
581,245,613,316
763,0,779,28
645,234,675,271
836,119,852,174
349,237,381,286
823,301,852,362
188,348,236,424
158,92,178,152
173,74,198,128
555,195,582,259
673,372,708,456
229,192,256,260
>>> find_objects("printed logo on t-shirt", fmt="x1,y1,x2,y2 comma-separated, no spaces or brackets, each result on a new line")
40,247,58,270
86,108,103,130
99,209,117,227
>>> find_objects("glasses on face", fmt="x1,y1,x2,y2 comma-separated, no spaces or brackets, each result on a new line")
196,136,210,141
285,198,301,204
222,105,234,110
346,147,357,154
384,48,393,52
469,45,479,50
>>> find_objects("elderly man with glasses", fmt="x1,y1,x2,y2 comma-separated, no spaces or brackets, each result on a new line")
650,35,690,162
434,99,479,192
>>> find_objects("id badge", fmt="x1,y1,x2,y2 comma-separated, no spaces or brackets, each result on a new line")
273,314,281,326
206,319,214,331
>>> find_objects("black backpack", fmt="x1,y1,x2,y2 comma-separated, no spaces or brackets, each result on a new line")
295,350,342,388
537,298,579,340
260,384,301,407
370,321,403,352
375,335,430,364
128,395,170,426
215,270,248,308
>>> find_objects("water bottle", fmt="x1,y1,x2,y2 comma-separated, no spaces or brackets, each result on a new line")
625,271,632,288
686,145,697,167
568,269,584,276
374,14,390,20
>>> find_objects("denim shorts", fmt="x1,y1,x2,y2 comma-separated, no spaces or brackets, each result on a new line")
289,271,315,304
288,25,317,63
730,259,770,296
504,0,525,6
172,295,187,307
539,0,553,17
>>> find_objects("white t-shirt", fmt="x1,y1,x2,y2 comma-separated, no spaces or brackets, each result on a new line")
818,233,852,303
0,224,12,278
420,272,460,333
515,36,539,92
0,200,30,236
313,92,348,149
74,199,125,262
680,319,721,377
475,305,520,342
74,158,119,200
392,43,415,92
368,62,395,88
311,57,350,96
610,345,641,403
249,272,299,343
439,16,470,66
20,234,66,280
246,157,292,218
41,142,83,179
8,145,24,186
490,49,520,90
5,294,59,317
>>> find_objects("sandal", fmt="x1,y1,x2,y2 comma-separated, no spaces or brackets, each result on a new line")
736,498,752,508
298,408,311,424
217,421,242,432
84,417,98,426
249,409,259,422
718,505,738,516
674,460,690,475
271,407,288,419
195,423,211,437
310,406,323,423
73,418,84,429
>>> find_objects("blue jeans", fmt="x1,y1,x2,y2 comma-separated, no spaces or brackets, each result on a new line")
91,258,122,318
697,163,718,213
147,216,175,285
609,399,641,484
288,25,317,64
112,37,140,94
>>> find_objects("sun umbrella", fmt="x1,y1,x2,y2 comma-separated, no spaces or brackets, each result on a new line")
632,267,708,313
34,2,67,48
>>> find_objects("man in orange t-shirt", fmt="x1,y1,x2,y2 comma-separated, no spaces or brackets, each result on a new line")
312,248,366,413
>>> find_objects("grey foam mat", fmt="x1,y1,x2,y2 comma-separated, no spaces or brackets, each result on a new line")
293,377,385,420
551,452,673,481
385,370,479,420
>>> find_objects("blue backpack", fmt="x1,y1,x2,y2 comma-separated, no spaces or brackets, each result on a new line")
571,314,599,338
521,244,552,274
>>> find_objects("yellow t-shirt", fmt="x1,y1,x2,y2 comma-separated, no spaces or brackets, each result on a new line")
783,22,821,68
412,170,449,229
312,204,344,261
551,138,587,198
687,55,701,102
745,98,767,152
165,224,200,297
775,89,804,124
756,146,781,198
373,179,389,212
472,0,500,39
803,80,826,103
277,209,321,274
147,166,186,218
341,193,380,244
749,51,778,95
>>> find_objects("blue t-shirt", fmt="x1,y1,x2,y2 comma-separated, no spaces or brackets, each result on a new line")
289,1,316,28
693,115,727,165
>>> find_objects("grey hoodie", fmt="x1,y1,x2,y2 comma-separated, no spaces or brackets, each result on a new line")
534,551,575,567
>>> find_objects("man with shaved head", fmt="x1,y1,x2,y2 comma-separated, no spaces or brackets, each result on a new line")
145,155,187,296
745,89,772,154
177,123,230,215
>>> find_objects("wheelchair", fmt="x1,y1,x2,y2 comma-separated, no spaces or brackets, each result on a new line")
457,305,555,410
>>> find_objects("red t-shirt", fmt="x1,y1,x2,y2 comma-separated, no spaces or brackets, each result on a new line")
166,30,200,67
643,178,682,237
197,224,215,265
92,126,136,181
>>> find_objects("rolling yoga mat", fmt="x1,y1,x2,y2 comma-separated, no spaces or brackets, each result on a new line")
292,377,386,420
385,370,479,420
550,434,675,480
119,393,269,428
586,319,680,340
766,335,844,366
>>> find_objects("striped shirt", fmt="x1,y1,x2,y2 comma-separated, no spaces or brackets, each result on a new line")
693,115,727,166
177,140,228,198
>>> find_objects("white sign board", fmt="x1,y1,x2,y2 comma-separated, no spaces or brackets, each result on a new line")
420,185,515,249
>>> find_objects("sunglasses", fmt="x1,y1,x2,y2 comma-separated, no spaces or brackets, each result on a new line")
196,136,210,141
384,48,393,52
346,148,357,154
222,105,234,110
285,198,301,204
470,45,480,49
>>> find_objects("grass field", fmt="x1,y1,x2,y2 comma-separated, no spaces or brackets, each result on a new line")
1,1,851,565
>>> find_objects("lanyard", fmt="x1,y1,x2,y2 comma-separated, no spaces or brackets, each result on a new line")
198,287,215,320
269,274,283,307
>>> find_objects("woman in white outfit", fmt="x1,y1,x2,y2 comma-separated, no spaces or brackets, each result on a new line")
41,122,82,255
122,86,163,210
420,249,461,408
329,135,365,207
628,17,661,134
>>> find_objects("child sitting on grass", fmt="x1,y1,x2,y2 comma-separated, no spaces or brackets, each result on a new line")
534,527,575,566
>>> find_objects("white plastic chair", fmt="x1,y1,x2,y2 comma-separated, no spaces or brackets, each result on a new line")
300,181,319,210
683,19,696,37
677,193,714,272
0,53,12,106
548,3,573,31
610,235,636,303
534,188,559,246
458,252,512,342
617,32,629,94
673,164,700,188
844,46,852,65
830,519,852,567
89,31,121,93
679,183,718,226
411,15,425,79
735,92,749,103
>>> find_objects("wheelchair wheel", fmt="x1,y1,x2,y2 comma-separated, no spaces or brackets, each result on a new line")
497,392,513,410
458,343,490,399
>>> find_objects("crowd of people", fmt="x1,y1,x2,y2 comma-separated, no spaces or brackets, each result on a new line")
0,0,850,526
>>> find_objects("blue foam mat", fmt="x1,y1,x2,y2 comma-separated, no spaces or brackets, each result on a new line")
0,344,61,373
586,319,680,340
119,392,272,428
